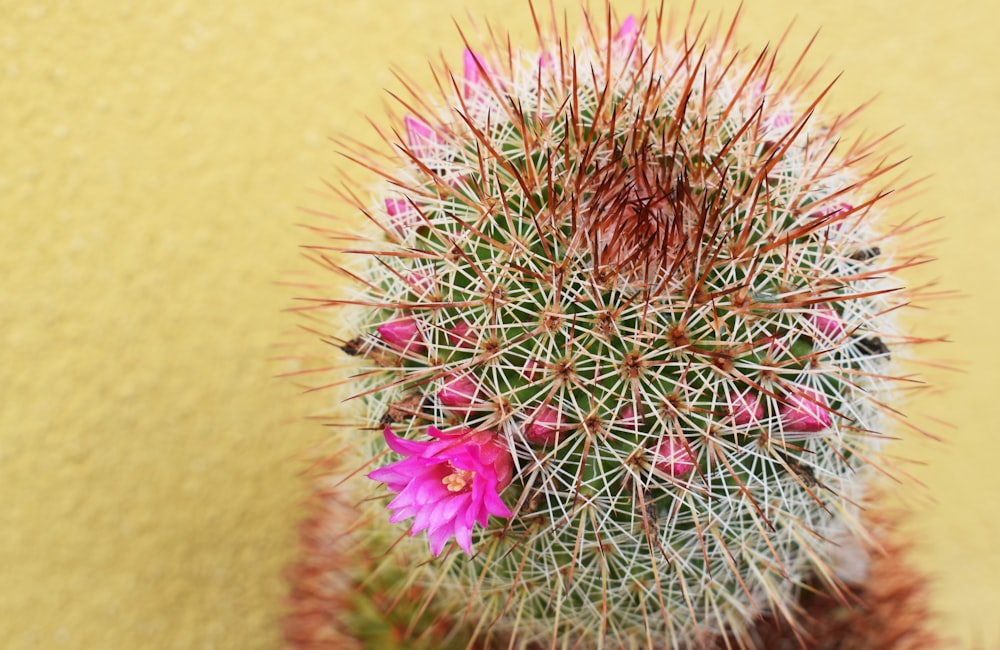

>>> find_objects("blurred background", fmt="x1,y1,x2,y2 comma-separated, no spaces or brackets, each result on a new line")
2,0,997,647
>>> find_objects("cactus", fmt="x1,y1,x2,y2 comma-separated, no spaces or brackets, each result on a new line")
304,5,936,648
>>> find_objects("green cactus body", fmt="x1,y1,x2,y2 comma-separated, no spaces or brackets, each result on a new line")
316,8,924,649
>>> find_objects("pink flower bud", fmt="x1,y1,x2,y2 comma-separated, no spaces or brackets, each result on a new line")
614,15,639,54
810,307,845,341
377,317,426,355
779,385,831,433
618,405,643,431
445,321,476,347
768,111,793,130
384,197,408,216
404,115,443,155
825,202,853,217
438,374,484,409
463,49,489,98
524,405,565,446
810,202,852,230
445,172,471,190
405,270,435,295
385,197,419,233
727,389,763,427
652,438,695,478
766,335,790,358
521,358,542,381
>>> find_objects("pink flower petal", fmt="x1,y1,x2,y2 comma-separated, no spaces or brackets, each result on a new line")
453,519,474,555
482,488,513,519
426,425,458,440
378,431,431,458
428,527,452,556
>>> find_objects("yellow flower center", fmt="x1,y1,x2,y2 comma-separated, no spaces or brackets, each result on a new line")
442,468,475,492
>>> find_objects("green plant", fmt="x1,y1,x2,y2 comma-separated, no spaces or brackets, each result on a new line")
303,5,935,648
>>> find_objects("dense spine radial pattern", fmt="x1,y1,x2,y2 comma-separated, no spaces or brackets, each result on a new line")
304,5,935,648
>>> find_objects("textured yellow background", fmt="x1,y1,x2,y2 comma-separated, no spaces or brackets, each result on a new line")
2,0,997,648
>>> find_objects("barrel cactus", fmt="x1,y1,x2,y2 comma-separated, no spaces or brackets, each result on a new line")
305,5,933,648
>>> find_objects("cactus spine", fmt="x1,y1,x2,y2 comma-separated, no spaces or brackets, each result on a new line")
308,5,933,648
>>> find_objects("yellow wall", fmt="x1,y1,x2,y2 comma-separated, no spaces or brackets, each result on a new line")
2,0,997,647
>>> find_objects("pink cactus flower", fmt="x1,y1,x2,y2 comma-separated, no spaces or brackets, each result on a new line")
368,426,513,556
779,385,831,433
810,306,845,341
524,405,565,446
652,437,696,478
727,388,763,427
438,373,484,410
377,317,426,355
